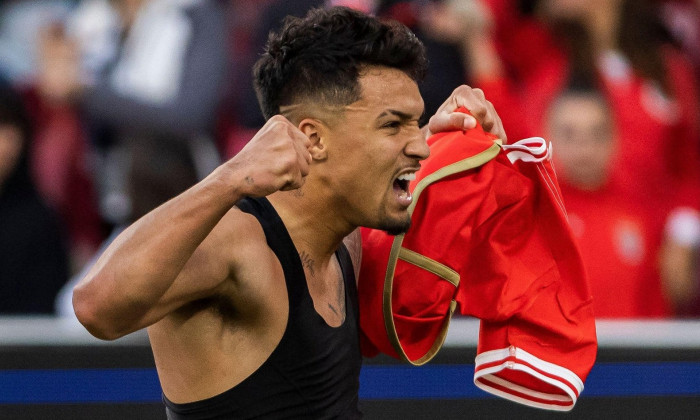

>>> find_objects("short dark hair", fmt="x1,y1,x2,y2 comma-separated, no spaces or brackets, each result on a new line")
253,6,428,120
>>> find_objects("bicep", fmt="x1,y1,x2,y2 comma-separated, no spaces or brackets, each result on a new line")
136,210,257,329
132,231,233,329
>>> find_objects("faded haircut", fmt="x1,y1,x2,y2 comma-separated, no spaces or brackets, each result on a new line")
253,6,428,120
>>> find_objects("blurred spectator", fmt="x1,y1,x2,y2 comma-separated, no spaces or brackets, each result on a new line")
45,0,230,316
0,1,99,274
37,0,229,228
471,0,700,207
457,0,700,315
233,0,325,132
225,0,324,158
660,0,700,84
571,0,700,211
545,87,671,317
377,0,472,123
0,0,74,86
27,21,103,272
0,86,69,314
660,208,700,316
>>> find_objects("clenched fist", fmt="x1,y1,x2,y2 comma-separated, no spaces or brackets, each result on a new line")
226,115,312,198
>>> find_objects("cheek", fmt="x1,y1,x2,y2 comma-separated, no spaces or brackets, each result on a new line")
594,145,615,169
552,143,577,168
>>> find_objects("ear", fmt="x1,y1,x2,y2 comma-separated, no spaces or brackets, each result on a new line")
298,118,328,161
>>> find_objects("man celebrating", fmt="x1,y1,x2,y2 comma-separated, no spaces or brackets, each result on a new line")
73,7,504,418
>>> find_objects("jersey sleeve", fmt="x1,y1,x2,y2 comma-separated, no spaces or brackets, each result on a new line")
462,139,596,411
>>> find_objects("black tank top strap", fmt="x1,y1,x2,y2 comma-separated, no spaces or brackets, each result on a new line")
236,196,307,303
335,242,358,320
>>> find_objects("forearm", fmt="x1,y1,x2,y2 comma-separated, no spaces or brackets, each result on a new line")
73,168,240,339
73,114,312,338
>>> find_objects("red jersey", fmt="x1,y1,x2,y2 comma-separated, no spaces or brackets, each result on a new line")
359,112,597,411
560,181,670,317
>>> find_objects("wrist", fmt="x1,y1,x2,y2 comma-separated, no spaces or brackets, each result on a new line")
204,164,247,207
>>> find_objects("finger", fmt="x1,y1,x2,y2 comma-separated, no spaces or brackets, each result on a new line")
472,88,486,101
472,98,506,142
280,168,306,191
487,100,507,143
288,130,311,181
296,146,310,177
428,111,476,134
453,91,507,140
446,85,480,112
287,124,313,165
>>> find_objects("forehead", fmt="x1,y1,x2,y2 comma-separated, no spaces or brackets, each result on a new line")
345,66,423,118
551,95,609,125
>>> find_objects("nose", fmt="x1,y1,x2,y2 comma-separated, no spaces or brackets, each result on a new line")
404,128,430,161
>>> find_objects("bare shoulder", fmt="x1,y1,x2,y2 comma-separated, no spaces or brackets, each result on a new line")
153,203,284,327
214,204,269,262
206,204,283,301
148,203,277,317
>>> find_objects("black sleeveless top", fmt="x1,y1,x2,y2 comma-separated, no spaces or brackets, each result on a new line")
163,197,363,419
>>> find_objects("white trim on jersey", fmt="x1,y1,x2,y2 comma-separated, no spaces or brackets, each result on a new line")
473,346,584,411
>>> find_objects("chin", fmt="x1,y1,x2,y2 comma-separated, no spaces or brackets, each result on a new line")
379,218,411,236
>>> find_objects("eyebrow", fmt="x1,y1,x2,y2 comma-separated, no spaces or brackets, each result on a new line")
378,109,423,121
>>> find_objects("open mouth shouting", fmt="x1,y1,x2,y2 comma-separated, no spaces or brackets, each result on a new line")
393,171,416,207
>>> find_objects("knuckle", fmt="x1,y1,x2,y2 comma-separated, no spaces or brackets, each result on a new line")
453,85,469,98
267,120,287,135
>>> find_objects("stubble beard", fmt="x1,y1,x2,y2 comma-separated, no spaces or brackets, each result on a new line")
377,212,412,236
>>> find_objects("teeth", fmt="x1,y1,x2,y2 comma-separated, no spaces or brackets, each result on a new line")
397,173,416,181
398,190,413,201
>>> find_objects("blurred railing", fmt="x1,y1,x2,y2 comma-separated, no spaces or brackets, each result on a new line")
1,317,699,419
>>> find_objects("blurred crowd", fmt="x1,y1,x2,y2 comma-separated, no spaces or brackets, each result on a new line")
0,0,699,318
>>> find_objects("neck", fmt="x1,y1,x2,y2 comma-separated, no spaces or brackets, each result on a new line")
267,188,353,264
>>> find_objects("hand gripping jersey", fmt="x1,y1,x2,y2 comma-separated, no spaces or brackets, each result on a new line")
358,109,597,411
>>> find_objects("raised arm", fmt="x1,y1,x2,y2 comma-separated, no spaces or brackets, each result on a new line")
72,116,311,340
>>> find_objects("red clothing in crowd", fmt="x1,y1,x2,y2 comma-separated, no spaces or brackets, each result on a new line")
599,48,700,212
21,88,103,262
560,181,671,318
476,2,700,214
476,1,570,142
